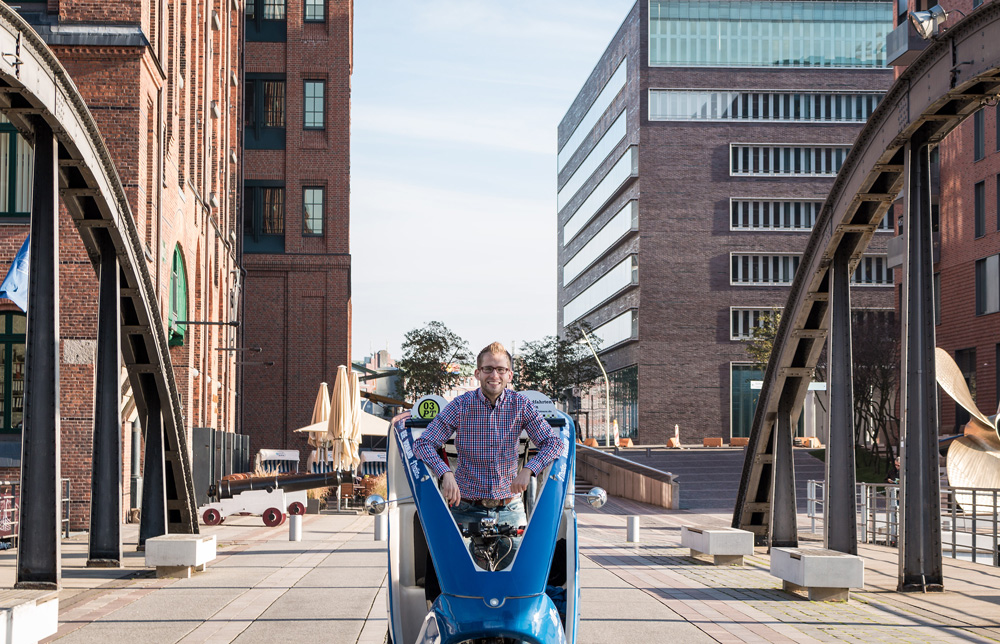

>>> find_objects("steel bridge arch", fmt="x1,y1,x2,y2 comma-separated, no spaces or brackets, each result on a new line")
734,4,1000,544
0,6,196,533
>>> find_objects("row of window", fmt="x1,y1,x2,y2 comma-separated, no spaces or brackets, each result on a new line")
563,255,637,326
557,110,626,212
245,77,326,149
247,0,327,41
649,90,881,123
730,253,892,286
730,144,850,176
563,200,637,286
730,307,779,340
731,199,893,232
243,184,326,254
563,146,637,245
592,309,638,350
648,1,892,69
557,58,627,173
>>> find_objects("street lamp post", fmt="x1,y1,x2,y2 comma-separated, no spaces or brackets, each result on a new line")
580,328,612,448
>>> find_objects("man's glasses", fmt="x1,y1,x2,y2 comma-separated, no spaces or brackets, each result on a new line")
479,366,510,375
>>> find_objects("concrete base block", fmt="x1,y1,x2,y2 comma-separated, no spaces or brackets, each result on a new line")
692,551,744,566
771,548,864,602
681,526,754,565
145,534,217,577
0,590,58,644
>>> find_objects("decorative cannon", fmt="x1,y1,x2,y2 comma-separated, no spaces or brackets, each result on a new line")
200,470,351,527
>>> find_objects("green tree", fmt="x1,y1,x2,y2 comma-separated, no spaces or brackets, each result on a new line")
514,325,602,401
744,310,782,371
395,321,471,400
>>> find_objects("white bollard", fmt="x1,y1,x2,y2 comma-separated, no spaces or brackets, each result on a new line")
627,515,640,543
374,514,388,542
289,514,302,542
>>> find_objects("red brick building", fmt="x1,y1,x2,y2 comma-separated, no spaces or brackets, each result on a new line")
5,1,242,527
241,0,353,453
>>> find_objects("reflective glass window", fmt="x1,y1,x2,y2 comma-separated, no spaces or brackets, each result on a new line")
557,111,626,211
649,1,892,68
558,58,627,172
592,310,637,349
563,201,637,285
304,80,324,129
563,147,637,245
303,187,324,235
563,256,637,324
305,0,324,21
649,90,880,122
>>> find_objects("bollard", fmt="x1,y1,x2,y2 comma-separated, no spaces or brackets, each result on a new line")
627,516,640,543
374,514,388,542
289,514,302,542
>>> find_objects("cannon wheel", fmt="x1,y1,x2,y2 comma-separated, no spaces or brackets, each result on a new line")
287,501,305,515
202,508,222,526
262,507,284,527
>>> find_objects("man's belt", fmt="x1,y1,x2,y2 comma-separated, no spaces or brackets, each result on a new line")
464,497,514,509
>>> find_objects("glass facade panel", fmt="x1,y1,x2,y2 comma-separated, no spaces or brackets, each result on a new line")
610,365,638,439
649,1,892,68
731,364,763,438
563,200,637,285
557,110,626,211
650,90,881,122
851,255,892,286
730,144,849,176
592,310,637,349
303,187,324,235
304,80,324,129
563,256,637,324
557,58,627,172
563,147,637,245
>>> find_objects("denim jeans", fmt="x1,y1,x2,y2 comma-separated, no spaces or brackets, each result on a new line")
450,497,526,570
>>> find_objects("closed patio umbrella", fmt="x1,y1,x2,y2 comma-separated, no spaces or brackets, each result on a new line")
308,382,332,450
347,372,362,469
328,365,353,471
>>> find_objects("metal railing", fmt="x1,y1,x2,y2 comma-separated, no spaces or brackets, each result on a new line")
806,480,1000,566
0,478,71,546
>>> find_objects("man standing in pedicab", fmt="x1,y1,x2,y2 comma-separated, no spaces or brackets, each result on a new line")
413,341,563,576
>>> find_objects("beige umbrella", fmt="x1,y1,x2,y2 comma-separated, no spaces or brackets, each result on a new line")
308,382,332,449
348,372,363,468
328,365,353,471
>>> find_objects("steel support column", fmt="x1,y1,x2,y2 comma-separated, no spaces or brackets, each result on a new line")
825,247,858,554
16,119,60,589
88,231,122,566
138,377,166,548
898,135,943,592
770,397,798,548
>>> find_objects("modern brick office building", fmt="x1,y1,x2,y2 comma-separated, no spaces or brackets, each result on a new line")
241,0,353,452
3,0,242,526
557,0,897,445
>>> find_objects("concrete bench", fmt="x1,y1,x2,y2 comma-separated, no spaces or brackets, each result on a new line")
681,526,754,565
0,589,58,644
770,547,864,601
145,534,217,579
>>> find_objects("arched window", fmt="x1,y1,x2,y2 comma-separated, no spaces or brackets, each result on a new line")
168,246,188,346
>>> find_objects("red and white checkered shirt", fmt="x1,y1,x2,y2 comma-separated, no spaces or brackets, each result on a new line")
413,388,561,500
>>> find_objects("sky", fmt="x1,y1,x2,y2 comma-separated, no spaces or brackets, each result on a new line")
350,0,636,362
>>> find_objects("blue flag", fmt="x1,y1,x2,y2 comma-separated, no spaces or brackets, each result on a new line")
0,236,29,312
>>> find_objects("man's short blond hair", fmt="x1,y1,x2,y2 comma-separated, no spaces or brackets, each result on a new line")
477,342,512,369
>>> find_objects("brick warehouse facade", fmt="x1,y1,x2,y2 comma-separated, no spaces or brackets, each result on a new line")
1,1,243,528
557,1,897,445
241,1,352,453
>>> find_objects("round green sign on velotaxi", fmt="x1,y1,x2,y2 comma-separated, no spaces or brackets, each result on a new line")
419,399,440,419
413,394,448,420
